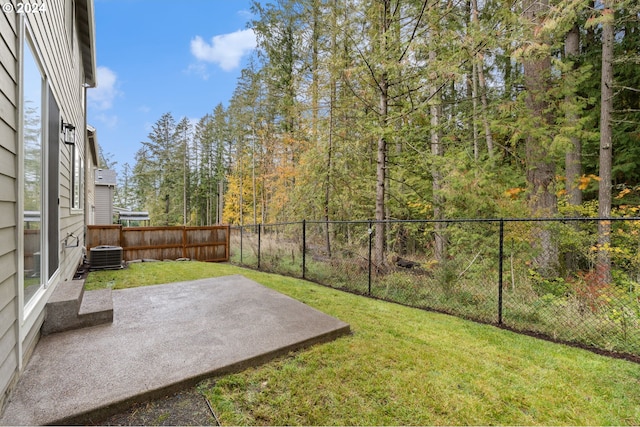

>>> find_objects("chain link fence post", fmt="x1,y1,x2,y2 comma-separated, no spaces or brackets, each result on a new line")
368,221,373,296
226,217,640,359
239,225,243,265
257,223,261,270
498,219,504,325
302,219,306,280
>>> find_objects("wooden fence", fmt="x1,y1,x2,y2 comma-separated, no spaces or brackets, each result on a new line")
24,229,40,272
86,225,229,262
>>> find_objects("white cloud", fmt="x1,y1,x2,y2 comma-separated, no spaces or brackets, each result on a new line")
88,66,120,110
237,9,253,20
190,29,257,72
94,113,118,129
185,63,210,80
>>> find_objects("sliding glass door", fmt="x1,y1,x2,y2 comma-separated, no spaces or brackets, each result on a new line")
22,36,44,306
22,34,60,310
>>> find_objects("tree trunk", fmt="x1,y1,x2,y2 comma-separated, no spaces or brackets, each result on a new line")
563,23,583,270
374,0,391,268
239,153,244,226
471,0,493,158
375,73,388,268
477,53,493,157
430,49,447,264
218,180,224,224
324,0,338,258
472,62,479,160
565,24,582,207
252,134,257,226
597,3,614,284
183,131,188,225
522,0,559,276
467,0,478,160
165,194,170,226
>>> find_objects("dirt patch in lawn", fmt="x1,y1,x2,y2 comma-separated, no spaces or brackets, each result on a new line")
94,386,217,426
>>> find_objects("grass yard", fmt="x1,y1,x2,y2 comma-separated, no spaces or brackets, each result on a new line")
87,261,640,425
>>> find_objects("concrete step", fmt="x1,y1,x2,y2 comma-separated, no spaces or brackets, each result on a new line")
79,289,114,326
43,281,113,335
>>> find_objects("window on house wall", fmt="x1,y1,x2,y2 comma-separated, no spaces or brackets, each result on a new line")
71,143,83,210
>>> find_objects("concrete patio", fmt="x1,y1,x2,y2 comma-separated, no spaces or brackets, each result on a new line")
0,275,350,425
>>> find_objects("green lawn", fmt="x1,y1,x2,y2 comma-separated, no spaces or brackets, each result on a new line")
87,261,640,425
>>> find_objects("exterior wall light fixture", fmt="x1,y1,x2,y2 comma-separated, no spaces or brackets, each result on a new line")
61,119,76,145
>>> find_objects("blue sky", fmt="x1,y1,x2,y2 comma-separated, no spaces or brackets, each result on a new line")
87,0,260,175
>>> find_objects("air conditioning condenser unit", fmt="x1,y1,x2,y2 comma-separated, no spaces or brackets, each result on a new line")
89,245,123,270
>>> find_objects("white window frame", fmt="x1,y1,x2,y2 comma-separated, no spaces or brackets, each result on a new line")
18,19,61,336
71,143,84,211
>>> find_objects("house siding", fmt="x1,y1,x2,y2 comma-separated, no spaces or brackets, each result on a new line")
0,0,96,413
0,6,18,409
85,129,98,226
26,2,87,287
95,185,114,225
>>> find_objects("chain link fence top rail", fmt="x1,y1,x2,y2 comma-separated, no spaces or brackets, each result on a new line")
230,218,640,360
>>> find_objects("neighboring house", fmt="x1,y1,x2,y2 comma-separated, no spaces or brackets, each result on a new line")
0,0,97,412
94,168,116,224
117,211,151,227
86,124,99,226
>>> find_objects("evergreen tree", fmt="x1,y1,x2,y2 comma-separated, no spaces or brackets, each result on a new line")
138,112,181,225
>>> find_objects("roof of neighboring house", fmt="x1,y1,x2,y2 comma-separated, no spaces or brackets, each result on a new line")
76,0,97,87
24,211,41,222
87,125,99,167
95,169,117,185
118,212,151,221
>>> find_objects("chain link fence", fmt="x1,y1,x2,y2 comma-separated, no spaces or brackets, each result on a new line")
230,218,640,359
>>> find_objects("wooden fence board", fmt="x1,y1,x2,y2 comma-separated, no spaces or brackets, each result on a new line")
86,225,121,250
86,225,229,262
24,230,40,271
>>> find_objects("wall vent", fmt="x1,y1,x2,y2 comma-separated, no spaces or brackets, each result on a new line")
89,245,123,270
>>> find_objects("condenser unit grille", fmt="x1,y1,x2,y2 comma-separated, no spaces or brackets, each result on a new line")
90,245,123,270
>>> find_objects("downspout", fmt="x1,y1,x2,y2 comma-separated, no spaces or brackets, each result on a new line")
83,83,90,256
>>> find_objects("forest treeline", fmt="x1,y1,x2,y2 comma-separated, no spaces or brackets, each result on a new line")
114,0,639,274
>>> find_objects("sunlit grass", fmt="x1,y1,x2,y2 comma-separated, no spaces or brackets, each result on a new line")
86,261,640,425
84,261,247,290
